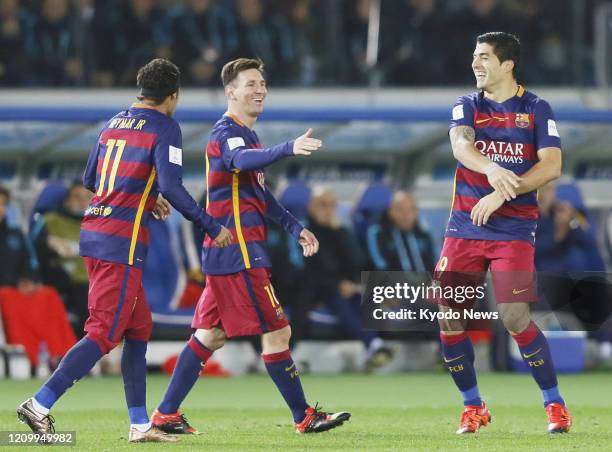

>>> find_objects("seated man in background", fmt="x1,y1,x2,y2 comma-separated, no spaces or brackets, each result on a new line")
305,186,392,370
366,191,436,272
0,185,76,370
32,182,93,335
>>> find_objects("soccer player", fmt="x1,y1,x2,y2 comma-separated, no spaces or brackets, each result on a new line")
435,32,571,434
151,58,351,434
17,58,232,443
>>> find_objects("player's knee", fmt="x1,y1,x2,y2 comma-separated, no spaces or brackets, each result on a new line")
85,333,117,355
263,325,291,350
195,328,226,350
500,311,530,334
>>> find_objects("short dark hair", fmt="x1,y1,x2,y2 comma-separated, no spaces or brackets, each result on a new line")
477,32,520,79
0,185,10,203
136,58,181,105
221,58,265,87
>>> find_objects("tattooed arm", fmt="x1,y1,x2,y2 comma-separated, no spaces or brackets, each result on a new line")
449,125,522,201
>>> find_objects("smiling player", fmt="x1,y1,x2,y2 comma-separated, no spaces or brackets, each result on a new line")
434,32,571,434
151,58,351,435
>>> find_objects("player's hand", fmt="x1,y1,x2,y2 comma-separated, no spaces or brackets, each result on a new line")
484,163,522,201
470,191,505,226
293,128,322,156
213,225,232,248
152,194,171,220
298,228,319,257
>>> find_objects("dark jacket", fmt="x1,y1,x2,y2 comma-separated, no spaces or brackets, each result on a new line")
305,219,365,300
0,220,38,285
366,214,435,272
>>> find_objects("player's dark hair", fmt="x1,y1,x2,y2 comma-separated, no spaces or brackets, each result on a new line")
221,58,265,87
0,185,9,203
477,32,520,79
136,58,181,105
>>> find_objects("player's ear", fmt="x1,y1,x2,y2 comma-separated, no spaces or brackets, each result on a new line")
502,60,514,75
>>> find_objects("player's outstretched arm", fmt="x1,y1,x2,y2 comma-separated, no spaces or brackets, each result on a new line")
513,147,562,196
264,189,303,239
225,129,322,171
450,125,522,201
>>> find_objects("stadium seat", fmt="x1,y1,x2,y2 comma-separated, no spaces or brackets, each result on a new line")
29,182,68,233
142,215,194,333
351,182,392,240
278,179,311,220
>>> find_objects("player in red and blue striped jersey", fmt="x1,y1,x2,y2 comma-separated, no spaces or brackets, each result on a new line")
18,58,231,444
434,32,571,434
152,58,350,435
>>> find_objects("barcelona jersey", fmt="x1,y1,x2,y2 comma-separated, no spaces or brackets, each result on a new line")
447,86,562,244
80,104,219,268
202,114,303,275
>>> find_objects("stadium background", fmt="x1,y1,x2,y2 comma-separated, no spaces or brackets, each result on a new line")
1,0,612,448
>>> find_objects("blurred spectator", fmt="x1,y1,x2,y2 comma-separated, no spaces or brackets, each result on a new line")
28,0,83,85
267,220,313,347
382,0,449,85
114,0,171,85
342,0,370,85
305,186,393,370
271,0,323,86
169,0,238,86
0,185,76,369
235,0,273,70
0,0,34,86
536,182,605,272
366,191,435,271
446,0,515,84
0,185,38,286
503,0,570,85
32,182,92,335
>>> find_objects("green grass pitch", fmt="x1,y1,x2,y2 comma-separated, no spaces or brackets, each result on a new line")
2,372,611,451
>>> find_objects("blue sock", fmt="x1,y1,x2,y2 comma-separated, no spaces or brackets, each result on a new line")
440,333,481,406
262,350,309,423
158,336,212,414
122,339,149,424
513,322,564,406
34,337,103,410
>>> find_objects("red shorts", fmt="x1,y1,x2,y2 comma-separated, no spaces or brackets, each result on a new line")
192,268,289,338
434,237,537,307
83,257,152,352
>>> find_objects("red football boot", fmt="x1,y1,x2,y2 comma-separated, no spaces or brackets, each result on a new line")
546,403,572,433
151,409,199,434
456,402,491,434
294,404,351,434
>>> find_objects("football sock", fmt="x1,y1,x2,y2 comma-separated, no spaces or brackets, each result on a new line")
158,335,213,414
131,422,152,433
512,321,564,406
34,337,103,410
262,350,309,423
122,339,149,424
440,332,481,406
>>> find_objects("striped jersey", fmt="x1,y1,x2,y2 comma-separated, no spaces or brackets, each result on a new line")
202,114,303,275
80,104,220,268
447,86,561,244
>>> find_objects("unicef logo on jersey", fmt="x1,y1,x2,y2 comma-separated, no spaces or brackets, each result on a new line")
85,205,113,217
257,172,265,188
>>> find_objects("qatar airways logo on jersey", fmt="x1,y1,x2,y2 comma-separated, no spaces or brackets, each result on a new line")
257,171,265,188
475,140,525,164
